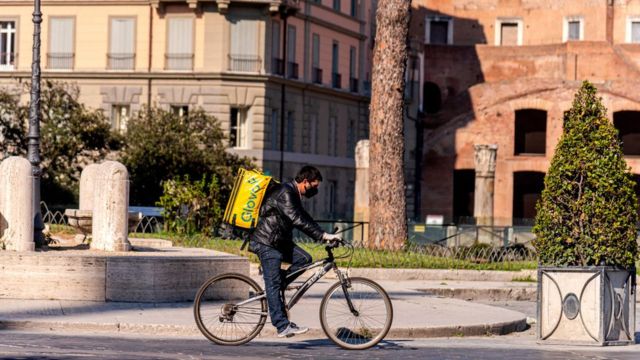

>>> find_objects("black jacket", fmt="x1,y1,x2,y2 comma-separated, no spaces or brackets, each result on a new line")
250,181,324,249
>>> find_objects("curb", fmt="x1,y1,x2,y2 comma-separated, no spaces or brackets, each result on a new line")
249,264,538,282
0,317,528,339
418,287,538,301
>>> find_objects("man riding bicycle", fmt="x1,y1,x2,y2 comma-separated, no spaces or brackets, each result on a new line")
249,166,343,338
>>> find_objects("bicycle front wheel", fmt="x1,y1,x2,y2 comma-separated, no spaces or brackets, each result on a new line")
194,273,267,345
320,277,393,350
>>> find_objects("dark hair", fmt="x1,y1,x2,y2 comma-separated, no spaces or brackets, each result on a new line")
295,165,323,183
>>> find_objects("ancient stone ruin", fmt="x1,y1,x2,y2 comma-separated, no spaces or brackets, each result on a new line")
0,156,34,252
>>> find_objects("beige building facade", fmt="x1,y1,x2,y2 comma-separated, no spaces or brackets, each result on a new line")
0,0,376,218
411,0,640,225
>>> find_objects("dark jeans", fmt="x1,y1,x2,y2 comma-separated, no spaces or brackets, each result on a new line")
250,242,312,332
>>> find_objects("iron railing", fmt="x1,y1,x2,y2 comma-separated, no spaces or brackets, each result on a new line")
312,67,322,83
47,53,74,70
287,61,299,79
228,54,261,72
107,53,135,70
165,53,194,70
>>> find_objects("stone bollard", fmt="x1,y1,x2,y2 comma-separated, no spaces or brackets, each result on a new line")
79,163,100,211
0,157,34,251
353,140,370,247
91,161,131,252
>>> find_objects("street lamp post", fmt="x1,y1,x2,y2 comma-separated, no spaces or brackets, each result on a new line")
29,0,45,247
278,2,298,182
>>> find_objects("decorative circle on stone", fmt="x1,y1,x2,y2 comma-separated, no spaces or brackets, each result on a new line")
563,293,581,320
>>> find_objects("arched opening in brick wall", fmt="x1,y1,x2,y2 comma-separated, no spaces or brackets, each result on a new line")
613,111,640,156
423,82,442,114
453,169,475,223
513,171,545,225
514,109,546,155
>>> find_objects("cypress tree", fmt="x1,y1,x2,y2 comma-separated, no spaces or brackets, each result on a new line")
533,81,639,268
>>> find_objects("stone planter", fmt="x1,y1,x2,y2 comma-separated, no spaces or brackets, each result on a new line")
537,266,636,346
65,209,141,241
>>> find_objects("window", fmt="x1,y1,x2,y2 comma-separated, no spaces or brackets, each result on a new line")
230,107,249,148
312,33,322,83
626,17,640,43
329,116,337,156
229,17,260,72
272,21,282,74
351,0,357,17
0,21,16,70
514,109,547,155
166,17,194,70
111,105,130,132
453,169,475,222
426,16,452,45
614,111,640,156
513,172,545,223
309,114,318,154
326,180,336,215
287,25,298,79
333,0,341,12
495,18,523,46
332,41,341,88
347,117,355,157
349,46,357,92
564,16,584,42
270,109,279,150
48,17,75,70
171,105,188,118
109,18,135,70
286,111,295,152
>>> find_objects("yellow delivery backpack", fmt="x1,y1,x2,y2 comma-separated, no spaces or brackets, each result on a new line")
223,168,273,230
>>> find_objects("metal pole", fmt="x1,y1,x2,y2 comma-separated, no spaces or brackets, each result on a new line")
279,10,288,182
29,0,45,247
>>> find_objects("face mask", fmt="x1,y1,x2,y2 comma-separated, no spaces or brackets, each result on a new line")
303,184,318,198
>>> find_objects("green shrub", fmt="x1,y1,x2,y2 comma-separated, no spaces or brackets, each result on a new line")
156,175,223,235
120,107,253,206
0,81,121,205
533,81,639,268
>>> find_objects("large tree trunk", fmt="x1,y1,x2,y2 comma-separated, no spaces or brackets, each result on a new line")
368,0,410,250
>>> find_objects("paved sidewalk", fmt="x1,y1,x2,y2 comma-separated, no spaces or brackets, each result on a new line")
0,278,528,339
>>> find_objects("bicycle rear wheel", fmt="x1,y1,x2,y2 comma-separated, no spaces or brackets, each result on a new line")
194,273,267,345
320,277,393,350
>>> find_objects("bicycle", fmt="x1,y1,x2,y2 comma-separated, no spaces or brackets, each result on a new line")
193,239,393,350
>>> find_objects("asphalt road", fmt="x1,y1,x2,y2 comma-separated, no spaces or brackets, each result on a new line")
0,330,638,360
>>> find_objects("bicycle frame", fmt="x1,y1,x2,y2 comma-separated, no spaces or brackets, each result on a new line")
235,245,358,315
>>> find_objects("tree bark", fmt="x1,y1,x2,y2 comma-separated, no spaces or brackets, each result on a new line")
368,0,411,250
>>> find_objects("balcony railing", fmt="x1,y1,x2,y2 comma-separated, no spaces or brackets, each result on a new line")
349,77,359,93
312,67,323,84
272,57,284,75
108,53,135,70
165,53,194,70
228,54,262,72
332,72,342,89
47,53,74,70
0,52,16,70
287,61,299,79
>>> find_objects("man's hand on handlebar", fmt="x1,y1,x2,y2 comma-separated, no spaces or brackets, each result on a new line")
322,232,343,248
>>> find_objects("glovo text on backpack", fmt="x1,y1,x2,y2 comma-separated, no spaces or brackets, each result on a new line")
223,168,272,229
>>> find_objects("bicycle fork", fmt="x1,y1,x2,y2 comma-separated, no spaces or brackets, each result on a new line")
334,267,359,316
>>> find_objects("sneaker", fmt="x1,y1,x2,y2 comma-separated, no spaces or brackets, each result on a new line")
277,322,309,338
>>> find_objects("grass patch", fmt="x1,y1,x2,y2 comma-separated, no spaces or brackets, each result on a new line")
127,232,538,271
511,275,537,283
48,224,76,235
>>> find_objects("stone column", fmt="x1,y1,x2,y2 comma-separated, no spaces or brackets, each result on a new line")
473,144,498,245
0,157,35,251
91,161,131,252
353,140,370,247
79,163,100,211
